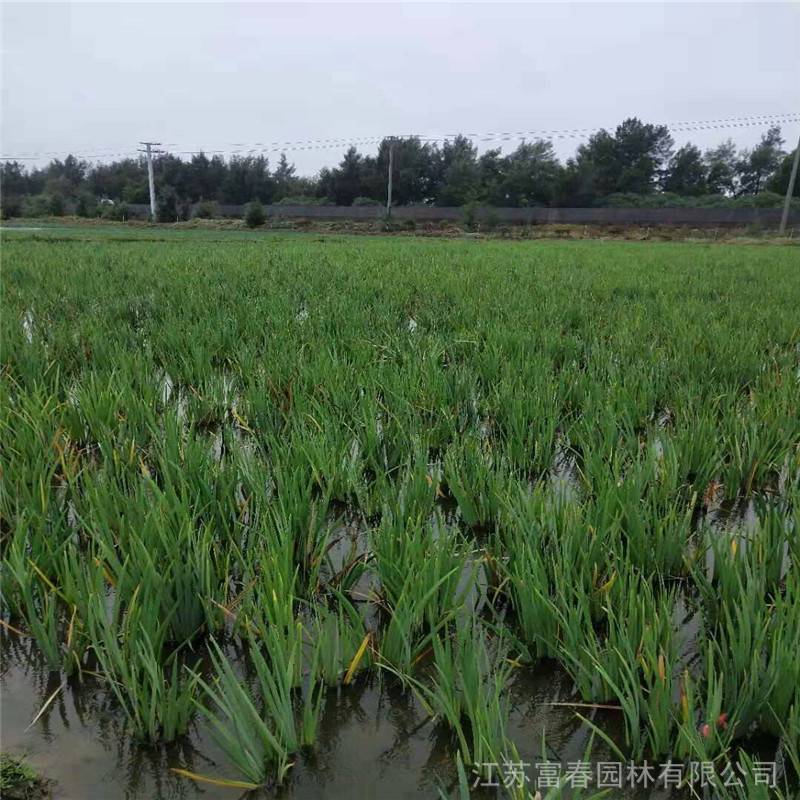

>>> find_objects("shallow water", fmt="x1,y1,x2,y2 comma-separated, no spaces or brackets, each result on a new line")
1,492,788,798
8,616,786,800
2,635,686,800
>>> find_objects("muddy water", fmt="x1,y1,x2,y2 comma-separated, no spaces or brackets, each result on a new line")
3,635,684,800
0,504,784,799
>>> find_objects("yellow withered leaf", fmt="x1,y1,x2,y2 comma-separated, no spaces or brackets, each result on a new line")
170,768,262,790
66,605,77,649
599,571,617,595
29,560,60,595
93,557,116,587
26,680,66,732
0,618,29,637
344,632,371,685
232,409,254,434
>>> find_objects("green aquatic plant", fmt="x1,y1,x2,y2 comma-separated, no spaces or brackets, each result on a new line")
85,590,198,742
196,621,327,786
3,231,800,789
308,596,370,685
0,753,51,800
421,621,513,773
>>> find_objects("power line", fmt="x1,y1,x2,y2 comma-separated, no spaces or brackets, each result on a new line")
77,112,800,154
0,135,386,160
2,111,799,161
170,136,386,156
153,112,800,156
0,138,388,162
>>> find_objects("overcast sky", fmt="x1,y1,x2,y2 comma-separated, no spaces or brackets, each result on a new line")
2,2,799,175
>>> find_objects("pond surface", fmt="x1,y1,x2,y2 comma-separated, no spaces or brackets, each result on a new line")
2,499,789,799
2,634,703,800
8,632,784,800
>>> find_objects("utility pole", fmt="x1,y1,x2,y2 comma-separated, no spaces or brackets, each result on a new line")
386,138,394,217
138,142,162,221
779,131,800,236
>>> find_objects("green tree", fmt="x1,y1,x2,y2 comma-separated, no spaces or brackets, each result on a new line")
0,161,29,196
477,148,505,205
737,126,785,195
43,154,89,198
662,144,707,196
435,136,481,206
185,152,226,201
766,147,800,197
554,157,596,207
704,140,739,196
318,147,367,205
221,156,273,204
272,153,297,201
497,140,562,206
90,158,148,202
156,185,179,222
0,161,28,217
366,137,438,206
75,191,98,217
571,118,674,201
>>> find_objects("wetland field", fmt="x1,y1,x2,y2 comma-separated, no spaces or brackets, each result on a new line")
1,228,799,799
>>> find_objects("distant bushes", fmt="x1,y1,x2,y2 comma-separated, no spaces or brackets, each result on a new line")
0,195,23,219
274,195,332,206
192,200,218,219
3,121,796,216
461,202,479,231
728,191,800,210
75,192,98,218
101,202,129,221
20,193,65,217
244,200,266,227
459,203,501,232
597,191,799,210
4,188,795,225
156,186,179,222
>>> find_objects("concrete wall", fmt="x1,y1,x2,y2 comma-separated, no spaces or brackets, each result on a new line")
125,202,799,227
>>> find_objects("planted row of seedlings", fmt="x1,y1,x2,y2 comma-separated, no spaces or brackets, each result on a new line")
2,236,799,796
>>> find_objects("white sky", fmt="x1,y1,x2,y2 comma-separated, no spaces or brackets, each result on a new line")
2,1,799,175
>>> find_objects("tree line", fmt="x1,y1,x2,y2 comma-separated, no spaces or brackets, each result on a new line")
1,118,797,220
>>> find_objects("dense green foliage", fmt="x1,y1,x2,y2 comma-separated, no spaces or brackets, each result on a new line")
244,199,266,228
2,232,799,794
1,120,796,219
0,754,50,799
